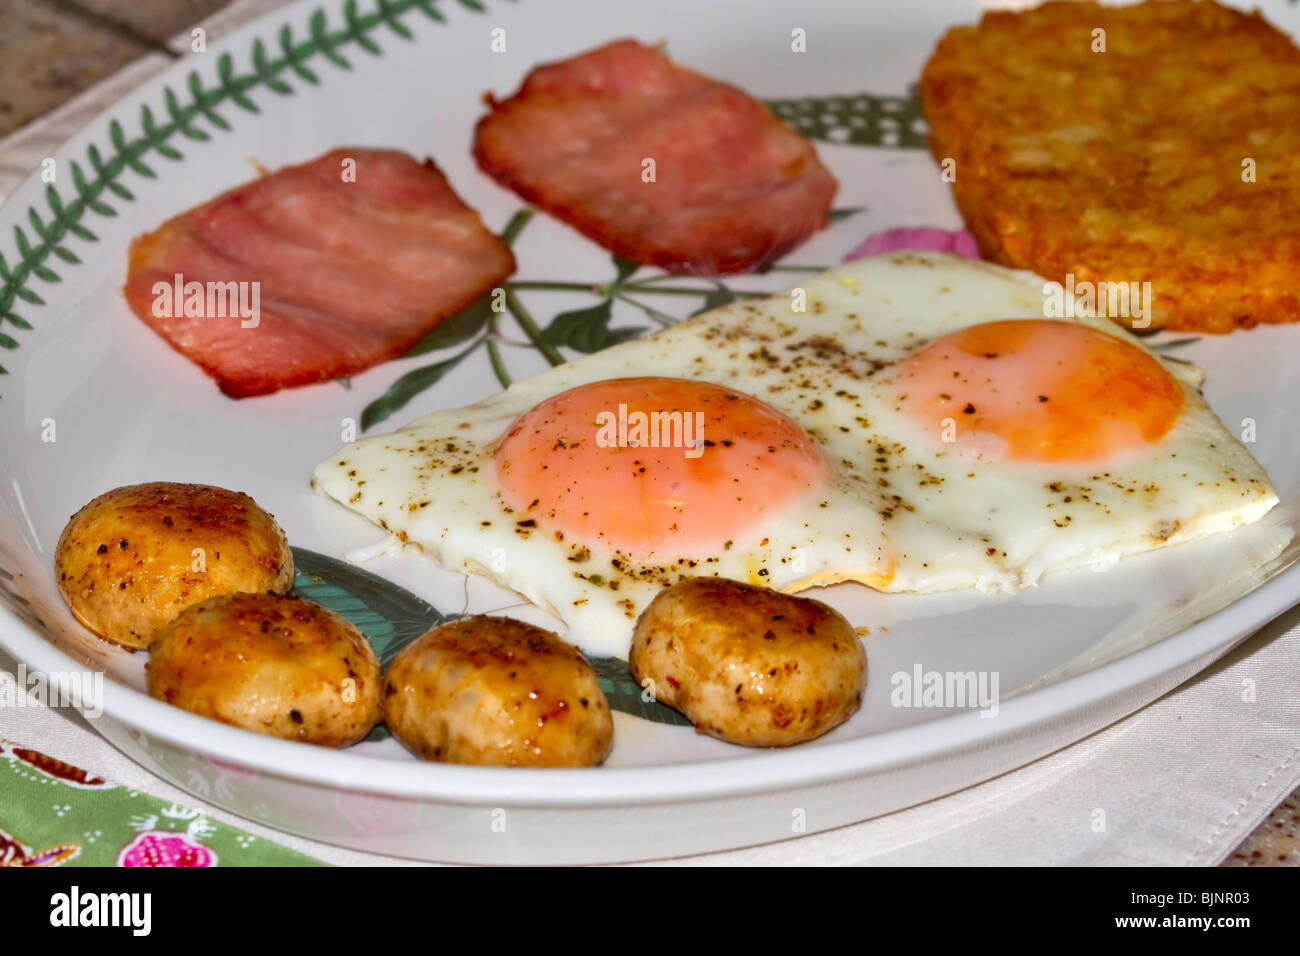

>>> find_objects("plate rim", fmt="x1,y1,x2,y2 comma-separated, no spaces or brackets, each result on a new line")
3,560,1297,807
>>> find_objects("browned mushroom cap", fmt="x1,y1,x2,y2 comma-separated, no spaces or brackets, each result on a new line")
383,615,613,767
630,577,866,747
56,482,293,649
146,592,381,747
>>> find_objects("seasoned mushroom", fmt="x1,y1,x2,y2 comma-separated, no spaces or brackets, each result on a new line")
146,592,381,747
630,577,866,747
383,616,613,767
55,482,293,649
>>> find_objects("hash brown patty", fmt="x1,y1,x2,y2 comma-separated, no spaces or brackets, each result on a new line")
920,0,1300,333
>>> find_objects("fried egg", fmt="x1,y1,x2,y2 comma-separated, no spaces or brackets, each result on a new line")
313,253,1277,657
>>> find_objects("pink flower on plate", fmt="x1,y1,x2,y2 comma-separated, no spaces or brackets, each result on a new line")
117,830,217,867
843,227,981,263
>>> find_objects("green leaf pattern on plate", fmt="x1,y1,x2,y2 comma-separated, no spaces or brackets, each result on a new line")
289,546,691,727
765,91,929,149
588,657,692,727
540,300,646,353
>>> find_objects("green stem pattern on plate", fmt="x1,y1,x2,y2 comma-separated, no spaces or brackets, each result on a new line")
358,205,872,430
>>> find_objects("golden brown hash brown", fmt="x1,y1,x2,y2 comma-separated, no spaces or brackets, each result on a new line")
920,0,1300,333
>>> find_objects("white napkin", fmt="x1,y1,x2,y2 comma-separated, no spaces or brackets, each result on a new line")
0,0,1296,866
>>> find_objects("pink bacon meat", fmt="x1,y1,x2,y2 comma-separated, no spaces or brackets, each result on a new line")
473,39,838,275
124,148,514,398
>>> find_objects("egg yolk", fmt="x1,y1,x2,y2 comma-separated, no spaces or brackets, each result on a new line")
896,319,1184,464
494,377,827,554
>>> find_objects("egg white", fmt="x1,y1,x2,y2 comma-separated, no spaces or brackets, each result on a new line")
313,253,1277,657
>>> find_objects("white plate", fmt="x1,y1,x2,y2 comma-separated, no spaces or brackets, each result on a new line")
2,0,1298,864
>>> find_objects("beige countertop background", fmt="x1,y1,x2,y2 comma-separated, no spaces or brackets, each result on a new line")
0,0,1295,867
